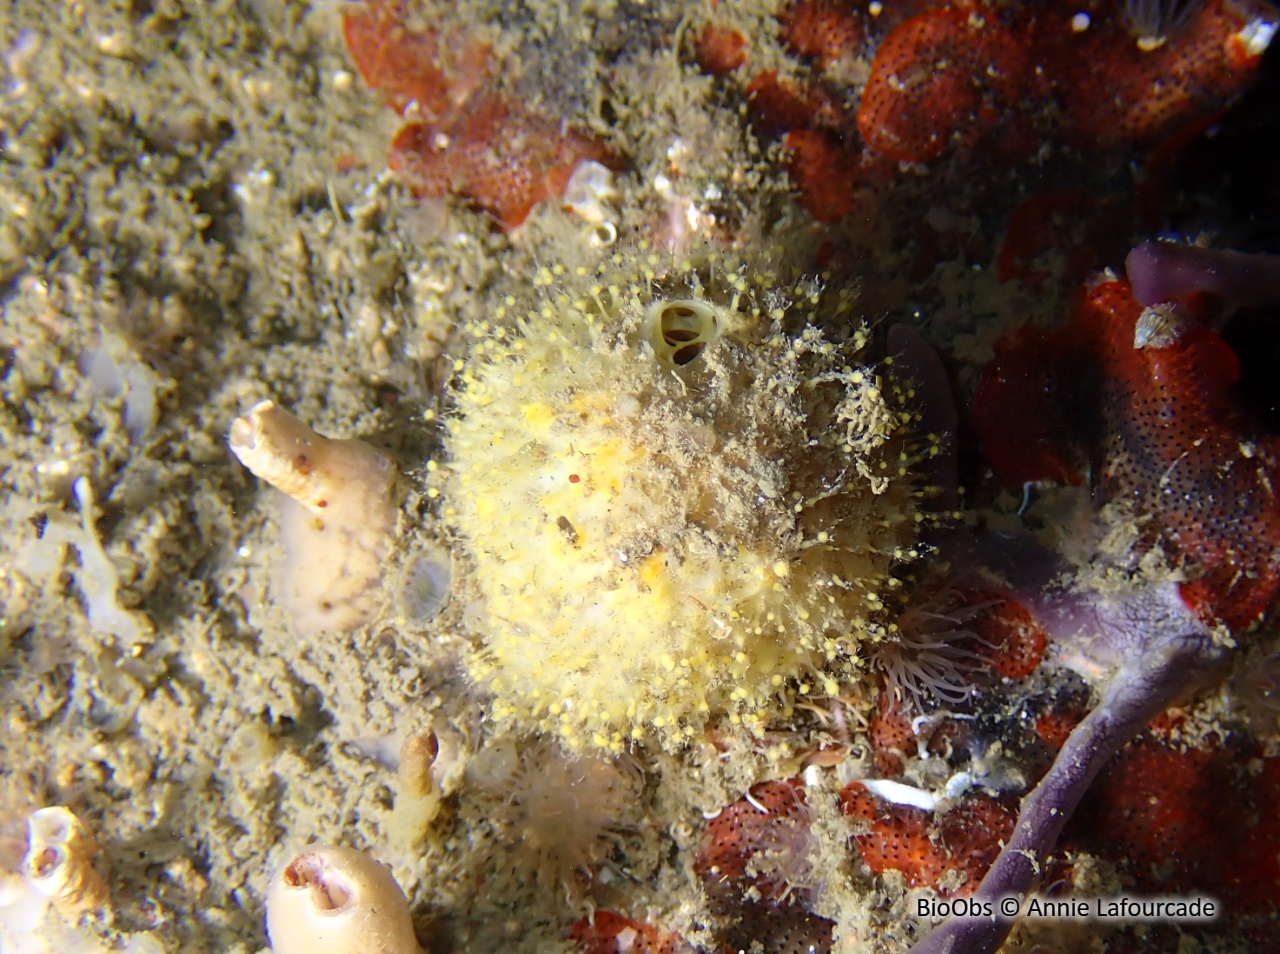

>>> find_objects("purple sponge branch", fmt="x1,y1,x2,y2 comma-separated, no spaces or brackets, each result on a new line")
1125,240,1280,307
907,572,1230,954
882,330,1235,954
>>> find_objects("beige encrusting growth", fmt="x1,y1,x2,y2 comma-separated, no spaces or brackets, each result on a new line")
265,844,424,954
228,401,400,635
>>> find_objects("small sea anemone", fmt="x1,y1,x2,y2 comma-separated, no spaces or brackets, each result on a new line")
1122,0,1201,50
695,779,818,907
870,588,990,714
694,780,835,954
465,739,641,903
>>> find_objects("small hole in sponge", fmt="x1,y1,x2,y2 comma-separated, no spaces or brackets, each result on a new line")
646,298,722,368
672,343,705,365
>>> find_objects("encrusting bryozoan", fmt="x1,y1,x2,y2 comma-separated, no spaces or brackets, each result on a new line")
443,241,937,752
228,401,400,635
265,844,424,954
21,806,109,918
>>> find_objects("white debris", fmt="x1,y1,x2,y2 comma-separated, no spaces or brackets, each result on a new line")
68,480,147,645
1237,17,1277,57
859,778,941,812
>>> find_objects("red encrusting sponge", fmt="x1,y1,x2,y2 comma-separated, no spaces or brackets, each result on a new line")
341,0,615,229
570,911,686,954
1068,738,1280,918
974,278,1280,629
841,782,1016,895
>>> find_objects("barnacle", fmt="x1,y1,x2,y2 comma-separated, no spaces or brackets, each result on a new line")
22,807,108,918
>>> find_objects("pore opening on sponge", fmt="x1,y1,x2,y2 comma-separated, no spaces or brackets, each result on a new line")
646,298,722,367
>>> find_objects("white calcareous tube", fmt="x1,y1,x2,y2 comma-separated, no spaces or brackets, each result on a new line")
266,844,424,954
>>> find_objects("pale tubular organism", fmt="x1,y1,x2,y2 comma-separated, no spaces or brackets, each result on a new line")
21,807,109,917
387,726,444,849
228,401,400,635
266,844,424,954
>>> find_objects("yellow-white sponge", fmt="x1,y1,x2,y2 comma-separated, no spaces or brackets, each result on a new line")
444,247,931,752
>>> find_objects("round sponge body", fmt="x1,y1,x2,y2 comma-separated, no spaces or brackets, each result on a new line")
444,246,929,752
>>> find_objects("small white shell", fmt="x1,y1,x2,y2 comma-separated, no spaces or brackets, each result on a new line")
1133,302,1188,350
563,159,617,225
587,221,618,248
22,806,109,916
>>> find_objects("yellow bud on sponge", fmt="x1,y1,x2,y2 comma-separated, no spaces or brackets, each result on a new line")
445,246,930,752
